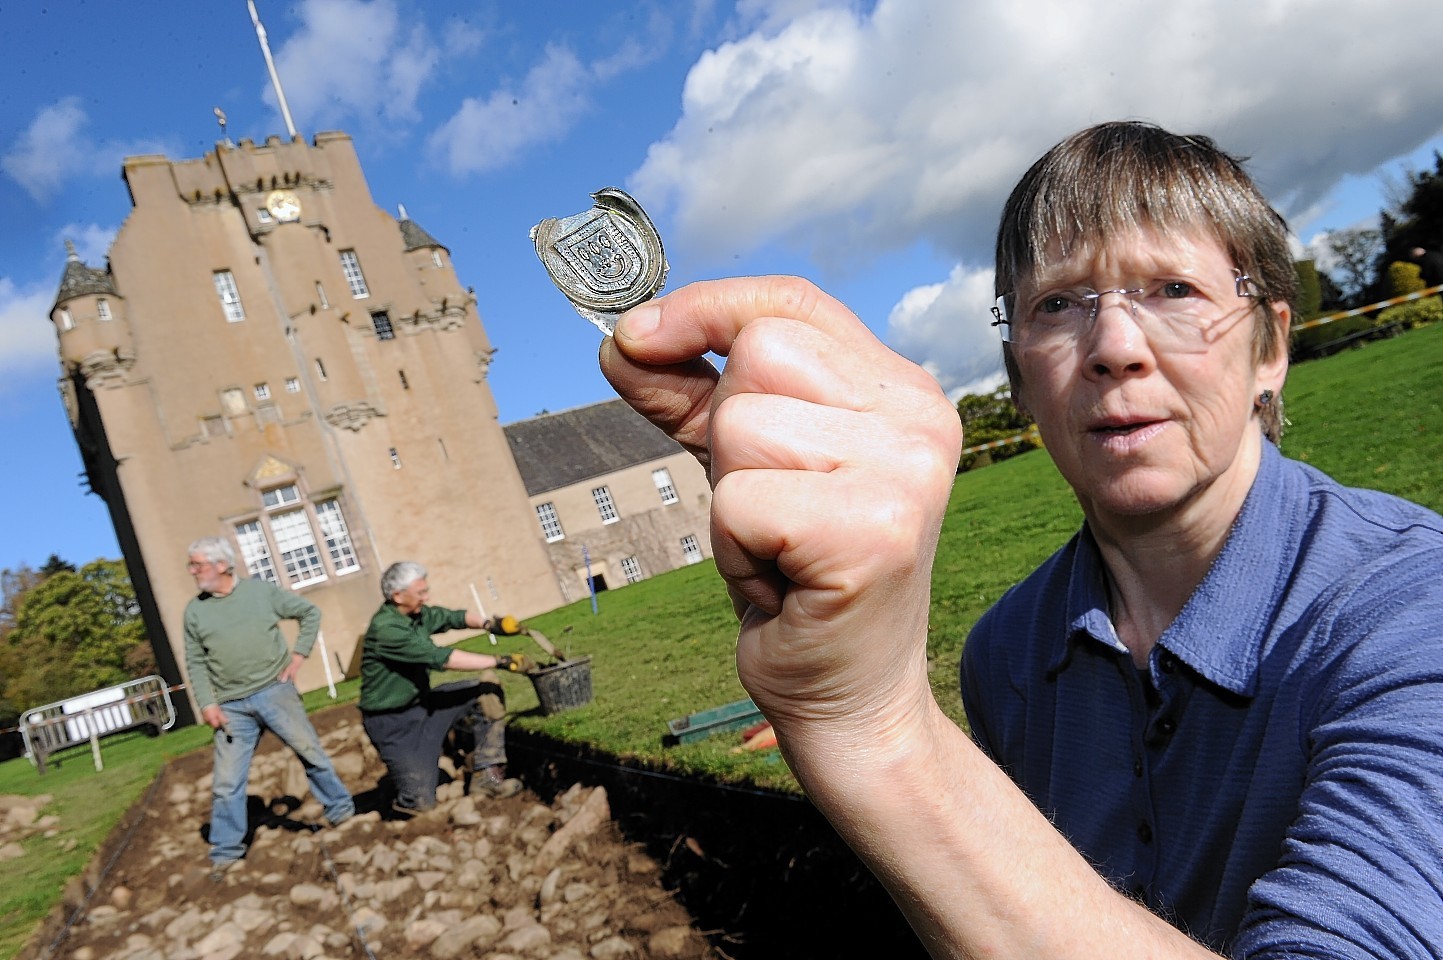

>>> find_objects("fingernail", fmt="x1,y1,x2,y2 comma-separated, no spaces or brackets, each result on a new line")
617,302,660,341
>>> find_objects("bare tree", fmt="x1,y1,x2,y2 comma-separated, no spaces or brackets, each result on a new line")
1325,228,1382,305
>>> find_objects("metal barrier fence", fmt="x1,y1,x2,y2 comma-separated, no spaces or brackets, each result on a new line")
20,675,177,774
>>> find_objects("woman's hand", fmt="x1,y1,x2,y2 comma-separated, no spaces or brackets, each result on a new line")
601,276,962,748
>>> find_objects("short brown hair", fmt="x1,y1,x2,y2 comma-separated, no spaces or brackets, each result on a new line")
995,121,1296,442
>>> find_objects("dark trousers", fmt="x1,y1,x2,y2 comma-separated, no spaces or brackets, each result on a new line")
361,680,507,811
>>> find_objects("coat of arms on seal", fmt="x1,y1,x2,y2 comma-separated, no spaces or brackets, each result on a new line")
531,187,669,335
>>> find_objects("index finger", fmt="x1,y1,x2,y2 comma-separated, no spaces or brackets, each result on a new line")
610,276,884,365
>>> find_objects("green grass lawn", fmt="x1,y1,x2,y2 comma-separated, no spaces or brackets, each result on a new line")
1,322,1439,959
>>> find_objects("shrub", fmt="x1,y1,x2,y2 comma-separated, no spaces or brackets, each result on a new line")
1290,313,1375,358
1386,261,1425,297
1377,295,1443,330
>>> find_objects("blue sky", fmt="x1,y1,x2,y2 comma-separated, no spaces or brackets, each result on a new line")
3,0,1442,574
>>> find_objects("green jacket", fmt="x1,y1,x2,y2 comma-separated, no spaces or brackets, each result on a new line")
183,578,320,709
360,602,469,712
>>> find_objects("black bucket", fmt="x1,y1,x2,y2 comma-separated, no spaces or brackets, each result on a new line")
529,656,593,715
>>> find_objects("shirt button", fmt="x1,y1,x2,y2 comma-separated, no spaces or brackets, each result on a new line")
1158,652,1178,674
1156,716,1177,737
1133,758,1143,778
1137,821,1153,844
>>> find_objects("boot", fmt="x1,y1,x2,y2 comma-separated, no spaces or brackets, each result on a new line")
469,764,522,799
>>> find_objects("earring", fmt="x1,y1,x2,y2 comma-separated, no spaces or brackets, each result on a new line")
1257,389,1275,407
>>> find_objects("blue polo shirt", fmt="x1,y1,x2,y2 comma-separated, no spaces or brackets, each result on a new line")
962,440,1443,957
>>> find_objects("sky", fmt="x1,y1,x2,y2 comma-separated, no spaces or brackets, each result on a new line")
2,0,1443,573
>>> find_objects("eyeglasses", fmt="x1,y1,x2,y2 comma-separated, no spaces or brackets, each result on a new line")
187,561,213,571
992,269,1261,354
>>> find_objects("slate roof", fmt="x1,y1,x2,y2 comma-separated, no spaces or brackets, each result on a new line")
55,243,115,303
504,399,685,496
399,218,445,252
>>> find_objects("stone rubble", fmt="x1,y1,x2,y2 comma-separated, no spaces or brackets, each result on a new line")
19,713,713,960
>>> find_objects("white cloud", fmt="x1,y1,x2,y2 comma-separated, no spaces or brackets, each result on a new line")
1,98,172,203
633,0,1443,396
887,264,1006,401
1,98,98,202
427,4,681,178
427,46,592,177
0,278,60,378
270,0,445,132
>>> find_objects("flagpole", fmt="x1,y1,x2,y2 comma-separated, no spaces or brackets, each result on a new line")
248,0,299,139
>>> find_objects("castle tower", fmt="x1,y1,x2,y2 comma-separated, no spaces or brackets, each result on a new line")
51,132,566,718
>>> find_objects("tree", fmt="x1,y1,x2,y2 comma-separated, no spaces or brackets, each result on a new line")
40,554,76,576
0,559,152,711
1293,260,1322,321
0,565,44,637
1325,228,1382,306
956,385,1036,472
1383,151,1443,256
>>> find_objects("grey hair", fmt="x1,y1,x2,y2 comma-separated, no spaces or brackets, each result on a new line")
995,121,1296,443
188,536,235,572
381,561,427,601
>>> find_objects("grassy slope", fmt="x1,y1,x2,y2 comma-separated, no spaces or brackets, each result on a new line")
1,323,1439,958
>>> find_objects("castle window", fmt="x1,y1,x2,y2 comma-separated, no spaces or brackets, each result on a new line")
262,483,302,508
315,499,359,574
221,388,247,416
314,358,327,381
235,484,360,588
257,208,273,224
621,556,643,584
389,447,402,469
681,534,703,565
271,508,326,586
286,378,300,393
592,485,619,524
372,311,394,341
57,308,74,331
536,502,565,542
96,299,112,322
431,250,443,268
235,520,279,583
254,383,271,401
316,282,329,309
652,468,678,504
213,270,246,322
339,250,370,298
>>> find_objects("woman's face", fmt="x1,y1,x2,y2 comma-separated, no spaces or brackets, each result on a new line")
1010,227,1289,531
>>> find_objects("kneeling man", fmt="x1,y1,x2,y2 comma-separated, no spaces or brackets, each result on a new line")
360,561,531,811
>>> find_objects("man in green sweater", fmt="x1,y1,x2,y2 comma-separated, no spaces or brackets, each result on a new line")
360,561,531,812
183,537,354,877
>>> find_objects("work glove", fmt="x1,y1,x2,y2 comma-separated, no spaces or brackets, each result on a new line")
496,653,536,674
488,614,523,636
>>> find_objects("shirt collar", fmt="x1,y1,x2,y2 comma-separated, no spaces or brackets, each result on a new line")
1047,441,1301,697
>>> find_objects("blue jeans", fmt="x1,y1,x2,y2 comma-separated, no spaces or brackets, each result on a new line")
208,680,354,864
361,680,507,811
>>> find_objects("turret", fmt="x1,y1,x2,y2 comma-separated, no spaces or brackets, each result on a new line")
52,240,134,389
